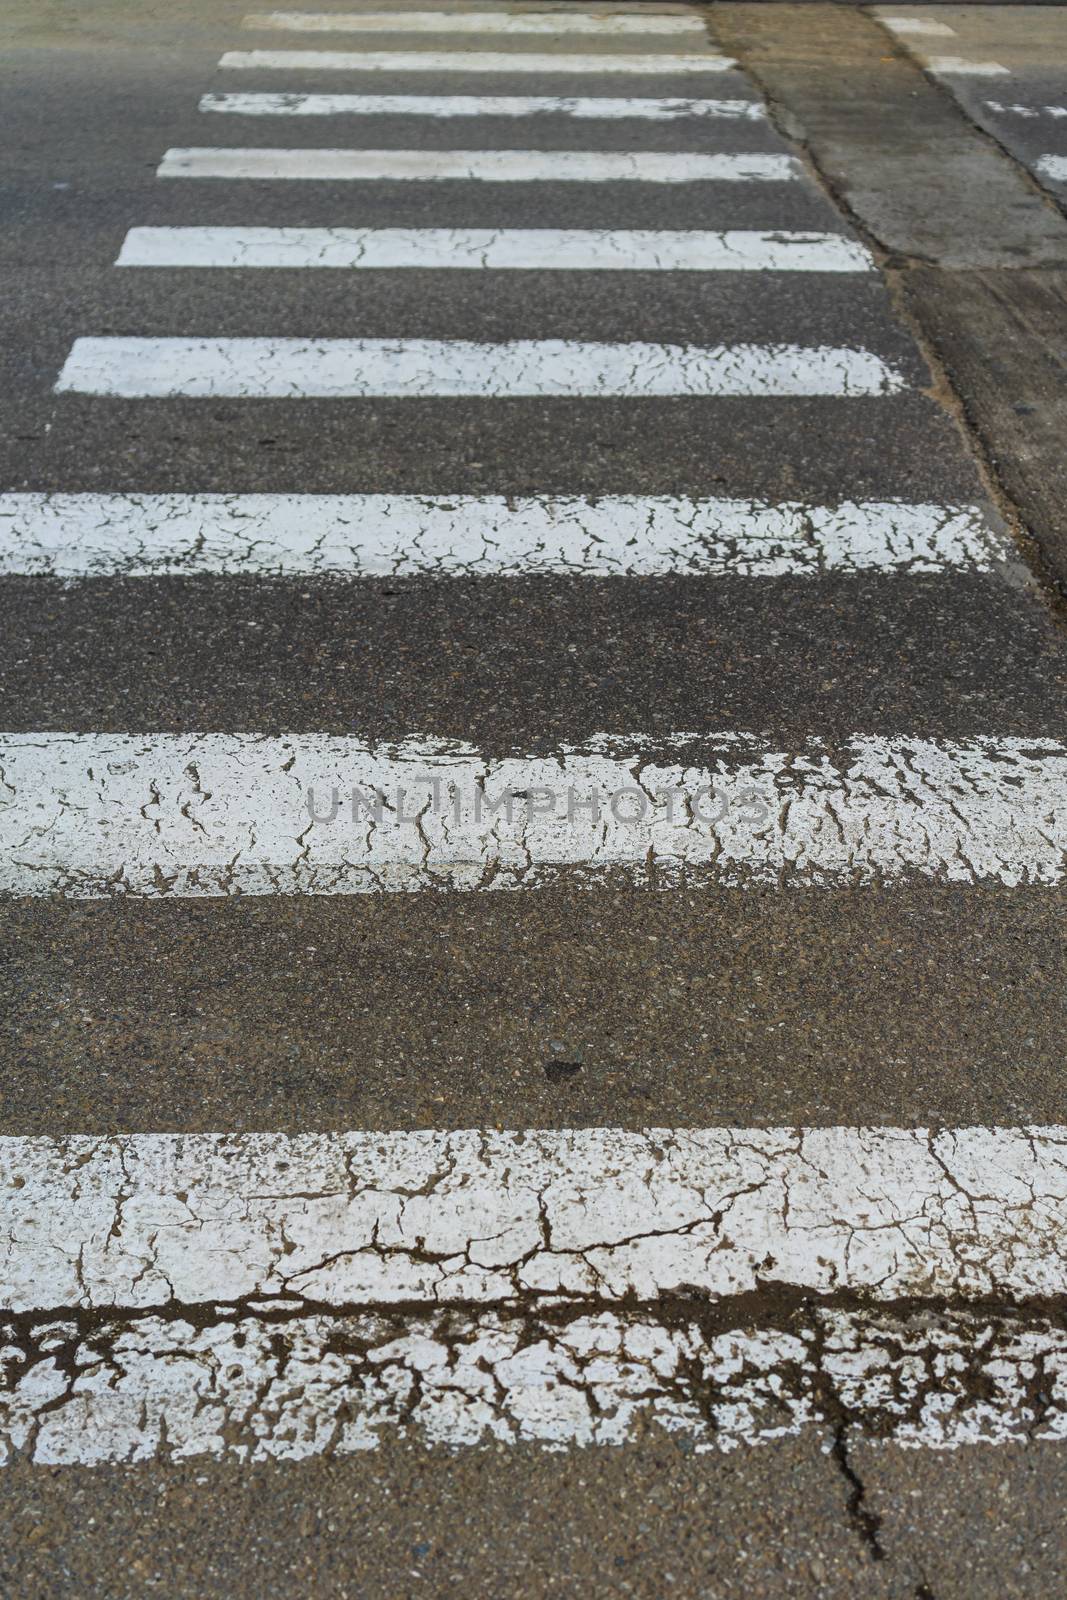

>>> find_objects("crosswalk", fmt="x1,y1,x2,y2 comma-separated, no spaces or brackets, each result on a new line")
877,5,1067,204
0,492,997,575
2,0,1065,1487
4,731,1065,896
6,1126,1067,1461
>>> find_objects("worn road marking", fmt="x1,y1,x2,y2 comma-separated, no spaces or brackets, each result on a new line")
5,1126,1067,1462
242,9,710,34
198,91,766,118
0,493,1002,577
1037,155,1067,182
5,1126,1067,1310
218,48,736,72
985,101,1067,119
156,146,796,182
926,55,1008,77
1,732,1062,896
7,1306,1067,1462
117,226,868,271
55,338,905,398
880,16,955,36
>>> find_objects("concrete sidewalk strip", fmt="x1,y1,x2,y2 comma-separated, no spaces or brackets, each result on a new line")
155,147,796,182
713,5,1067,269
242,10,710,35
902,267,1067,596
198,91,766,118
0,493,998,577
4,1125,1067,1463
218,48,736,72
116,226,869,272
1,731,1064,897
54,337,905,398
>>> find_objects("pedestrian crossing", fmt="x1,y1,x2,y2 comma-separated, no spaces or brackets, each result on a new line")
5,1126,1067,1462
5,731,1063,896
0,492,998,575
877,5,1067,205
219,48,736,72
56,335,904,398
198,91,767,118
116,225,873,271
243,8,712,33
2,0,1065,1484
155,145,800,180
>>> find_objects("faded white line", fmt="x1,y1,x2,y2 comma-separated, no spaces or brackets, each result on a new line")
1036,155,1067,182
117,226,869,271
5,1127,1067,1310
55,338,905,398
218,48,736,72
156,146,796,182
927,55,1008,77
985,101,1067,119
243,9,709,34
880,16,955,36
7,1307,1067,1463
198,91,766,118
0,499,1004,582
0,493,1003,578
1,731,1063,896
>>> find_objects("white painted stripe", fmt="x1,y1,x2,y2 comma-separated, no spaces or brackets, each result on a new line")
117,226,870,272
880,16,955,36
1036,155,1067,182
985,101,1067,120
1,732,1062,896
218,48,736,72
243,9,709,34
156,146,795,182
199,91,766,119
6,1306,1067,1463
0,494,1000,578
5,1127,1067,1311
6,1126,1067,1462
927,55,1008,77
55,338,905,398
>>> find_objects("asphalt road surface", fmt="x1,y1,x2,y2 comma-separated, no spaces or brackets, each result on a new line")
3,2,1067,1596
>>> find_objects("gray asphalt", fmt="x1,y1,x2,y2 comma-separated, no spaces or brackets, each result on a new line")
3,1,1067,1593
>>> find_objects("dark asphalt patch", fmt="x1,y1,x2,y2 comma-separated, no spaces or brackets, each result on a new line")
0,572,1059,740
4,884,1066,1133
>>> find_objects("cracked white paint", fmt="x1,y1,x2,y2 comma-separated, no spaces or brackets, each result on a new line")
4,1307,1067,1464
1,731,1063,897
156,147,797,182
198,92,766,119
55,338,905,399
4,1126,1067,1312
6,1128,1067,1463
117,226,868,272
1036,156,1067,183
243,10,711,35
0,493,1002,578
218,49,736,72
